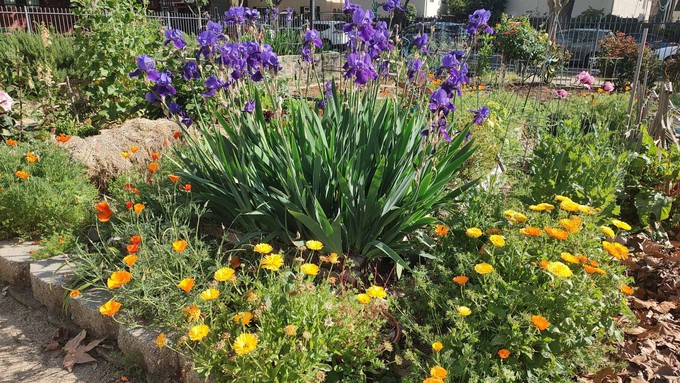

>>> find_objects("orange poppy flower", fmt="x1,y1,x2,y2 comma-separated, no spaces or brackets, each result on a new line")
531,315,550,330
498,349,510,359
121,151,131,159
177,277,195,293
6,139,18,146
26,152,38,163
620,285,634,295
184,183,192,192
69,290,80,298
15,170,31,180
125,201,133,210
107,270,132,289
126,244,139,254
452,276,469,285
173,240,188,253
148,162,159,173
544,227,568,240
130,146,139,153
435,224,449,237
123,184,139,195
133,203,145,214
94,201,113,222
130,235,142,245
150,152,160,160
123,255,138,267
173,131,182,139
168,174,181,183
99,300,122,316
55,134,71,143
155,333,167,349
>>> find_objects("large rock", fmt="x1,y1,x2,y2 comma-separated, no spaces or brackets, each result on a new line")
0,240,41,287
57,118,180,188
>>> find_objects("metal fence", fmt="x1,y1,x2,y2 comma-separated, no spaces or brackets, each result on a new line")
0,6,76,33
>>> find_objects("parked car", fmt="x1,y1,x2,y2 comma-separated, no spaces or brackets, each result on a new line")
312,21,348,48
556,28,614,66
401,22,467,53
629,32,680,61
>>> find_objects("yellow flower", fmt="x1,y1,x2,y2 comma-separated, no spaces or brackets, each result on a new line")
155,333,167,349
559,216,582,233
366,285,387,299
620,285,634,295
457,306,472,317
423,378,444,383
234,311,254,325
260,253,284,271
356,293,371,304
602,241,629,260
503,210,527,223
253,243,273,254
489,234,505,247
305,240,324,251
300,263,319,276
172,240,188,253
578,205,597,214
554,195,570,202
529,203,555,211
560,199,581,212
106,270,132,289
612,219,631,231
183,304,201,322
430,366,448,379
177,277,195,293
188,324,210,341
599,226,615,238
474,262,494,274
432,342,444,352
214,267,236,282
545,261,572,278
99,300,122,317
200,288,220,301
26,152,38,163
560,252,580,264
232,333,258,355
465,227,483,238
435,224,449,237
283,325,298,336
123,255,138,267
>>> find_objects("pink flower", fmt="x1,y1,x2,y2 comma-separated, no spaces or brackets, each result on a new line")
0,90,15,112
602,81,614,92
576,71,594,89
553,89,569,99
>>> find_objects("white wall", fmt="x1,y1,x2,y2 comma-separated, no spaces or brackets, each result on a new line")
505,0,651,20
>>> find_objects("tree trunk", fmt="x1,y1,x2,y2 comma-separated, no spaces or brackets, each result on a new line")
557,0,574,27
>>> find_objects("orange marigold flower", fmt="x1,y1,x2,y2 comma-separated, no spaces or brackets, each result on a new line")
123,255,138,267
126,243,139,254
498,349,510,359
168,174,181,183
520,227,542,236
15,170,31,180
107,270,132,289
69,289,80,298
531,315,550,330
130,235,142,245
602,241,629,260
26,152,38,163
133,203,145,214
583,264,606,275
55,134,71,143
559,216,582,233
99,300,122,317
148,162,159,173
6,139,18,146
435,224,449,237
452,276,469,285
177,277,195,293
620,285,634,295
234,311,253,325
172,240,188,253
544,227,569,240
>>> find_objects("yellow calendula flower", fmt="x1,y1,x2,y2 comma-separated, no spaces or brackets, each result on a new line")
620,285,634,295
474,262,494,274
188,324,210,341
260,253,284,271
602,241,629,260
554,195,570,202
559,216,582,233
283,325,298,336
300,263,319,276
489,234,505,247
233,311,253,325
200,288,220,301
560,252,580,264
529,203,555,211
545,261,572,278
612,219,631,231
560,199,581,212
432,342,444,352
214,267,236,282
465,227,483,238
503,210,527,223
320,252,340,264
305,240,324,251
578,205,597,214
232,333,258,355
356,293,371,304
599,226,615,238
366,285,387,299
457,306,472,317
183,304,201,322
253,243,273,254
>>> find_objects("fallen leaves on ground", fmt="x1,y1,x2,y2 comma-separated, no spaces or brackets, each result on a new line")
62,330,104,372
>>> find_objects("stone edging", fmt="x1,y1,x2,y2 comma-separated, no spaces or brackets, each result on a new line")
0,240,202,383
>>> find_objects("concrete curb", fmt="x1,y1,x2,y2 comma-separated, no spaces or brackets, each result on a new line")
0,240,203,383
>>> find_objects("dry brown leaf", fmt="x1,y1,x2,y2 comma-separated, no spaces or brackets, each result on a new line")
652,300,678,314
62,330,104,372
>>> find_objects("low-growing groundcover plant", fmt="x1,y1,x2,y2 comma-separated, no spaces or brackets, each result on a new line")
0,138,97,255
396,196,633,383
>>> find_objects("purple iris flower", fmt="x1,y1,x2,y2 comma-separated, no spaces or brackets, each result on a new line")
440,63,469,97
245,8,260,21
368,21,392,57
469,105,490,125
164,29,186,50
305,29,323,49
301,45,313,63
383,0,403,12
429,89,454,114
437,117,452,142
343,0,362,16
285,7,294,24
207,20,222,33
225,7,246,24
407,58,423,81
182,61,200,80
167,102,182,115
145,91,159,103
151,69,176,98
129,54,159,80
343,52,378,85
412,33,428,53
203,75,226,97
441,51,460,70
197,30,218,47
243,100,255,114
344,8,375,42
466,9,494,36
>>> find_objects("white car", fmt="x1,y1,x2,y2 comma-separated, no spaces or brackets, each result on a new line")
312,21,349,48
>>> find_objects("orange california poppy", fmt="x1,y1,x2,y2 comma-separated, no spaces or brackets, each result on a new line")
148,162,159,173
168,174,181,183
6,139,18,146
55,134,71,143
133,203,145,214
15,170,31,180
130,235,142,245
184,183,192,192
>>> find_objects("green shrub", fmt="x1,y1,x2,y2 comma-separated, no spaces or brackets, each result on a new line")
0,140,97,249
493,15,548,66
176,88,476,271
396,198,632,383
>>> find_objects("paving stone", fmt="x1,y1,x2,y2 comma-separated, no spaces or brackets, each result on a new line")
69,289,119,340
117,326,180,381
29,255,73,316
0,240,41,286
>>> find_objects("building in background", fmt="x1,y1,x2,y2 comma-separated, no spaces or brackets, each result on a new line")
505,0,654,21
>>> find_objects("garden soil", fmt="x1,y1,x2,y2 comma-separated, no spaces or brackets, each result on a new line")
0,285,126,383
